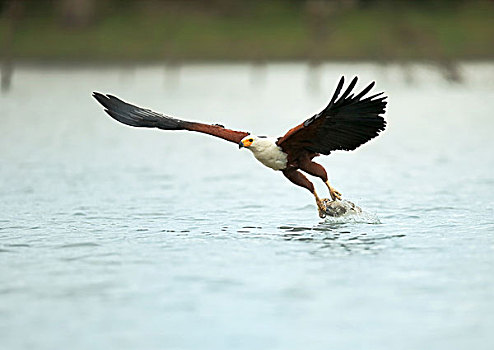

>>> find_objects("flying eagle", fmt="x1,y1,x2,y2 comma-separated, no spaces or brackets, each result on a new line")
93,76,387,218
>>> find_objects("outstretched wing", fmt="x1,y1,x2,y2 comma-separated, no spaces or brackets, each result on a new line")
93,93,250,144
276,76,387,157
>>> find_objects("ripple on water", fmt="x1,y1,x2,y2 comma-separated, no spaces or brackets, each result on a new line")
277,216,405,254
57,242,100,249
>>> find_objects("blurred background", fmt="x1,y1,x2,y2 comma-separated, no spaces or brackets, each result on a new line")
1,1,494,350
2,0,494,60
1,0,494,87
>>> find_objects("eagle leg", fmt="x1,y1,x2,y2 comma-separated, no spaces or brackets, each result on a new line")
282,169,327,218
298,159,342,201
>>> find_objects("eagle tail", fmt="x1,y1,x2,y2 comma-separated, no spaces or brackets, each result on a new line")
92,92,185,130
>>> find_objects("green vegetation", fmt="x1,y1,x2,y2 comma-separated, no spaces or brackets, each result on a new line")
1,1,493,62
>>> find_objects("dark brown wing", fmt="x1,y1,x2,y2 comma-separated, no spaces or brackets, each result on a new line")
93,93,249,144
276,76,387,157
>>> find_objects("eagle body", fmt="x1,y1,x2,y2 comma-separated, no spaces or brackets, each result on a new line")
241,136,288,171
93,76,387,218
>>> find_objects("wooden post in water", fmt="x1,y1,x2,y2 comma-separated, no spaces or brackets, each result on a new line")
1,0,22,93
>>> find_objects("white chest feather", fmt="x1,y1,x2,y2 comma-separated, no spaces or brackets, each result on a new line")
249,138,288,171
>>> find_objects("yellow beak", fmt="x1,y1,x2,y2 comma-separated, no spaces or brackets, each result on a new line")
239,139,253,149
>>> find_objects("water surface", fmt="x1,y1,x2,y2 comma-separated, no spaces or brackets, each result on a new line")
1,63,493,349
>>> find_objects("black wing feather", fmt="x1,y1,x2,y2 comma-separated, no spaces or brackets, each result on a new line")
337,76,358,103
328,76,345,106
93,92,185,130
305,77,386,154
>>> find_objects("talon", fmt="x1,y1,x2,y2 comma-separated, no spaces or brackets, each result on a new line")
316,199,327,218
330,189,342,201
325,181,342,201
318,206,326,218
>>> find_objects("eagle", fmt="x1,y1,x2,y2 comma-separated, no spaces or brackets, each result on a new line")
93,76,387,218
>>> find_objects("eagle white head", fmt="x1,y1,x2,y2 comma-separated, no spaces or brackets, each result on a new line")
239,135,288,171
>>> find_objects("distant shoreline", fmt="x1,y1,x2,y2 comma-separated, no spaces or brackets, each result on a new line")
5,58,494,67
2,1,493,62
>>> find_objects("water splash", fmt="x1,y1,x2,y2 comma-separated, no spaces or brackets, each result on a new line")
322,199,381,224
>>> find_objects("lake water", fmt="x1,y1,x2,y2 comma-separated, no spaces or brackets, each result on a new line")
1,62,493,349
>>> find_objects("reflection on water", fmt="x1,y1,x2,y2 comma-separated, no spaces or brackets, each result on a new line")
164,61,181,90
1,63,494,350
279,221,405,255
2,59,470,95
